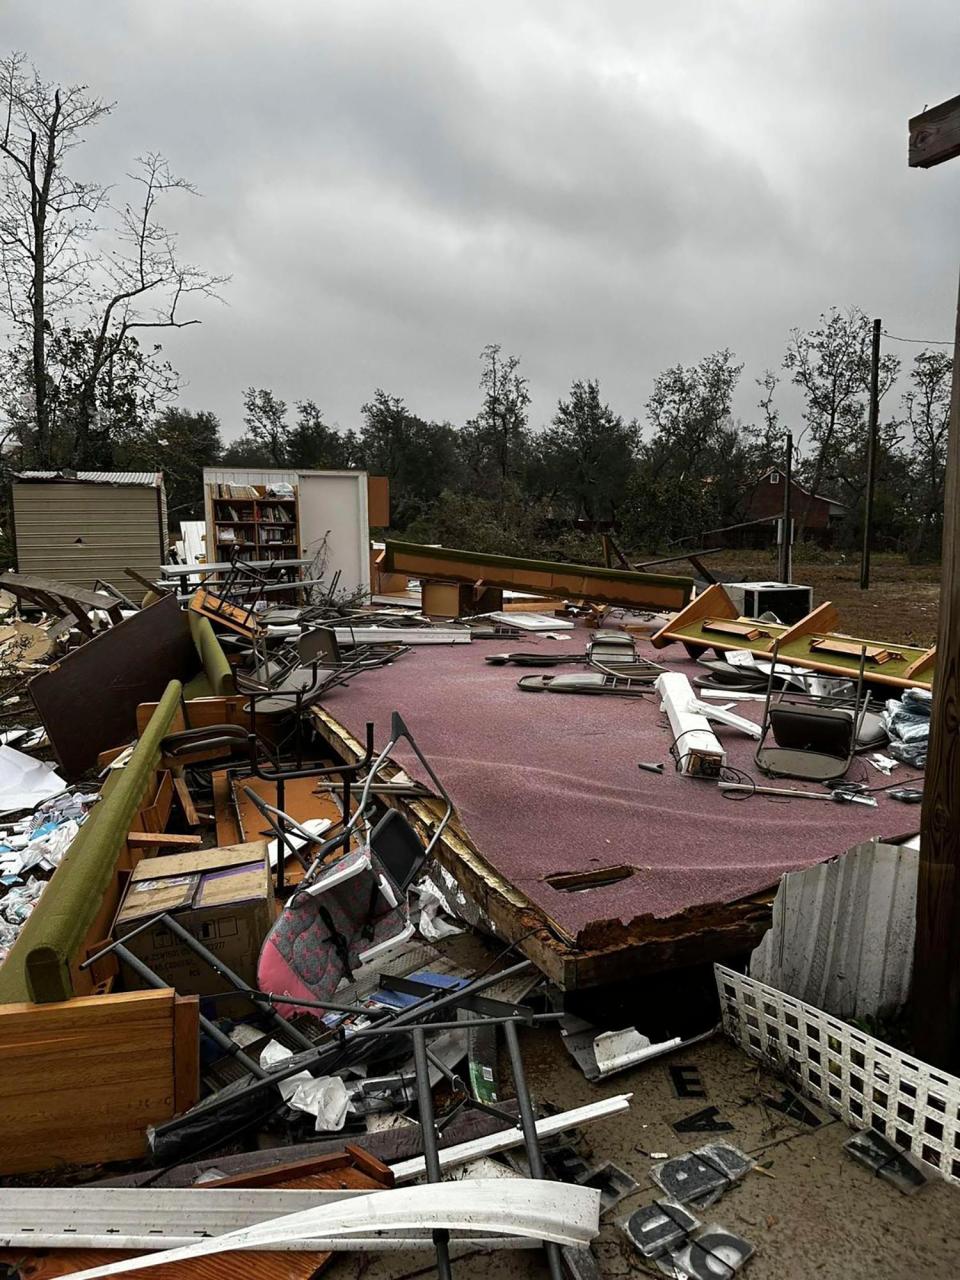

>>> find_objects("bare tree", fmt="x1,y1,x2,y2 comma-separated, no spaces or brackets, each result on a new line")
0,54,109,462
0,54,225,466
902,349,953,559
782,307,898,537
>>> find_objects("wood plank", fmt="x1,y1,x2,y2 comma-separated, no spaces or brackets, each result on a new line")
0,989,179,1173
776,600,841,646
384,539,694,611
206,1150,392,1190
189,588,256,638
650,582,737,649
909,92,960,167
0,989,173,1032
126,831,203,848
0,1247,334,1280
903,644,937,680
130,768,174,839
0,1153,393,1280
173,996,200,1114
137,695,254,739
212,768,242,846
230,775,345,843
367,473,391,526
172,769,201,827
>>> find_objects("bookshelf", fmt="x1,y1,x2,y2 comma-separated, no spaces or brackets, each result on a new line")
210,483,301,563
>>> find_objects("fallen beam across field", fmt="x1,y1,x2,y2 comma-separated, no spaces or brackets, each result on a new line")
382,540,694,611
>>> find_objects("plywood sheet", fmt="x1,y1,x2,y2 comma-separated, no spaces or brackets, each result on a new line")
30,595,196,775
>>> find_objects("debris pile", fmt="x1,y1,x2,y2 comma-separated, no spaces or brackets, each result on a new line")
0,503,952,1280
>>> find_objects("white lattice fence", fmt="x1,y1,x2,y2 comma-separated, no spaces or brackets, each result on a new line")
715,964,960,1185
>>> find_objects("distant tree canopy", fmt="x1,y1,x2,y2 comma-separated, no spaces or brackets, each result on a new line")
221,389,355,471
204,315,948,564
0,55,948,563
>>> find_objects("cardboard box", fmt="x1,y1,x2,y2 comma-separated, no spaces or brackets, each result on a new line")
114,842,273,1012
421,580,503,618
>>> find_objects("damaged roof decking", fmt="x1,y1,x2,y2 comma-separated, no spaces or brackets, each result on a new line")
314,628,922,981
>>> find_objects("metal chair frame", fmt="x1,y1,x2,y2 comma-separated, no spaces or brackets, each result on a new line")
754,640,870,782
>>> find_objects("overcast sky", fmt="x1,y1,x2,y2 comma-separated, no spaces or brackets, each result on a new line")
4,1,958,440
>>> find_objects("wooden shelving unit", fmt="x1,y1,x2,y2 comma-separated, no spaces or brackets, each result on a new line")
211,484,301,564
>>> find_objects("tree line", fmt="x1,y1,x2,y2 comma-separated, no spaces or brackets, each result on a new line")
0,55,952,565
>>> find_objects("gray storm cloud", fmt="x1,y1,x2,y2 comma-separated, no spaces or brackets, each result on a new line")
2,0,957,437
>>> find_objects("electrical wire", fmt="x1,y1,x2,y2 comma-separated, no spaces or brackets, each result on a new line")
882,330,955,347
666,727,710,775
717,764,760,800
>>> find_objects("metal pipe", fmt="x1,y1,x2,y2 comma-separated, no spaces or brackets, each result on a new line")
503,1020,565,1280
111,944,267,1078
149,960,538,1146
157,914,315,1052
412,1027,453,1280
781,429,793,584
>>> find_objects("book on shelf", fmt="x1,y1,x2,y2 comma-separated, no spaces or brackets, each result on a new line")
218,483,260,499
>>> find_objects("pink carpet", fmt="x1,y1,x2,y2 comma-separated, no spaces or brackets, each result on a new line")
321,629,921,942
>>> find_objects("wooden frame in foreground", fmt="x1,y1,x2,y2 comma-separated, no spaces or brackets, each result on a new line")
311,706,773,989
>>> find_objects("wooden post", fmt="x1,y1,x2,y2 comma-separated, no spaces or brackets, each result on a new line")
859,318,882,590
780,431,793,584
910,93,960,168
913,273,960,1066
909,93,960,1066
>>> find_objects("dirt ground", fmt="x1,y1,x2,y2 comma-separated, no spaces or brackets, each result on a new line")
327,1028,960,1280
695,550,940,648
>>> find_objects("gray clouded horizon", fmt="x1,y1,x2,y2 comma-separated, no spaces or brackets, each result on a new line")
3,1,958,441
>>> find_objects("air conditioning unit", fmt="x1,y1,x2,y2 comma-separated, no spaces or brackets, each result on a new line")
722,581,812,625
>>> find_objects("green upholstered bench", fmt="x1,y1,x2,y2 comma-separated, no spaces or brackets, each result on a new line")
184,612,235,699
0,680,185,1005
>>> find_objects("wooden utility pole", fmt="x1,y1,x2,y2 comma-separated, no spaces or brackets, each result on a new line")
859,318,882,590
908,93,960,1067
779,431,793,584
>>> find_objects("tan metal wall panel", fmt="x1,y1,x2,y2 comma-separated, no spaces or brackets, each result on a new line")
12,484,164,601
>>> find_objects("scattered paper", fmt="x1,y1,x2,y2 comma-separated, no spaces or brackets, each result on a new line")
267,816,331,869
868,752,898,775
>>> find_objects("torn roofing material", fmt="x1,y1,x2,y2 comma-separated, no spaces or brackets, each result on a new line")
316,628,921,943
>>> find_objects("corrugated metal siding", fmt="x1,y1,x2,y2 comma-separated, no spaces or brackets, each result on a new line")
749,837,918,1022
15,471,161,486
12,482,164,602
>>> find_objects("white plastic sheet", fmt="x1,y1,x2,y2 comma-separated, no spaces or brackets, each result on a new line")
259,1040,348,1130
0,746,65,815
